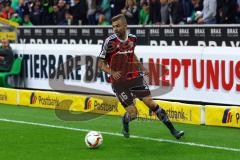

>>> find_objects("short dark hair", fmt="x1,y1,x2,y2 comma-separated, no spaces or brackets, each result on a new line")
111,14,127,24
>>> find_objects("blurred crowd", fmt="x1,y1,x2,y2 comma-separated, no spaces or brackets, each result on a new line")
0,0,240,26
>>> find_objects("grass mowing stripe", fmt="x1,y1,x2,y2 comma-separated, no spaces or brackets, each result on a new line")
0,118,239,152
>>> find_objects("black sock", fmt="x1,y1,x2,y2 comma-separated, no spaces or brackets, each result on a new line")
153,105,176,133
122,112,131,133
123,112,131,124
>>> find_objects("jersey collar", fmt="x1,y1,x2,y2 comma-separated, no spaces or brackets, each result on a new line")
115,32,128,42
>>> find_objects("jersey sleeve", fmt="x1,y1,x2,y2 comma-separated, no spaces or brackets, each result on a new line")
128,33,137,47
99,39,109,60
133,35,137,47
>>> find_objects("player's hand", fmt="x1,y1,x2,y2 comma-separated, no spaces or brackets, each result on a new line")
111,71,122,80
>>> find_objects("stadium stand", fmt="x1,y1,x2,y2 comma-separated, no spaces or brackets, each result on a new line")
0,0,239,25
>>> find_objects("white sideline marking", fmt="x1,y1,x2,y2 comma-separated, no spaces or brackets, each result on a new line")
0,118,239,152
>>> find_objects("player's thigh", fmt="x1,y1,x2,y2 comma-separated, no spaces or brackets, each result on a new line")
130,77,152,105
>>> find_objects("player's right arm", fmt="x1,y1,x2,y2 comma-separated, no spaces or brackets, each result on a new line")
98,38,121,80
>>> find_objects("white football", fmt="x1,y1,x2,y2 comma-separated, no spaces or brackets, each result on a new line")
85,131,103,148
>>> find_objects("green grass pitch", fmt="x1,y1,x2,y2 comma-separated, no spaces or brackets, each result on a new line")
0,103,239,160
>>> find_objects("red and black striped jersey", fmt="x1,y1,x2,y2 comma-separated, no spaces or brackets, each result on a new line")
99,33,139,82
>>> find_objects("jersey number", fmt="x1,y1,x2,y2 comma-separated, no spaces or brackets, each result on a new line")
120,92,128,100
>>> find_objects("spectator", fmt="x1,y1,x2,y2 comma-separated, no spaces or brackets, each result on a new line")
139,2,151,24
98,13,110,25
16,0,27,20
168,0,184,24
110,0,126,17
99,0,111,22
70,0,88,25
237,0,240,23
11,0,19,11
0,39,14,72
160,0,170,24
0,2,3,10
43,0,55,7
57,0,68,25
0,0,239,25
24,0,35,15
30,1,43,25
10,13,22,24
140,0,150,6
64,0,73,6
52,4,61,25
87,0,97,25
0,1,14,19
121,0,139,24
192,0,203,12
218,0,236,23
214,0,222,23
186,0,203,23
181,0,194,21
62,11,73,25
149,0,161,24
41,0,54,25
197,0,217,24
22,14,33,26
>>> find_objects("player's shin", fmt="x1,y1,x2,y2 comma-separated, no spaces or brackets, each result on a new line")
122,112,130,131
152,105,177,134
122,112,136,138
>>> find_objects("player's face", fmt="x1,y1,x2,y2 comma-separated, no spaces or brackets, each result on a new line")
112,19,127,39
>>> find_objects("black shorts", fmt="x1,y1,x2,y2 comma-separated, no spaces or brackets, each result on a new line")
112,76,151,108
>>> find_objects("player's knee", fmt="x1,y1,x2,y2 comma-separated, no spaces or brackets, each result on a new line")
128,111,137,120
142,96,156,109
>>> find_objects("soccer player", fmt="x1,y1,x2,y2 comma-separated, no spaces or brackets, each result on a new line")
98,14,184,139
